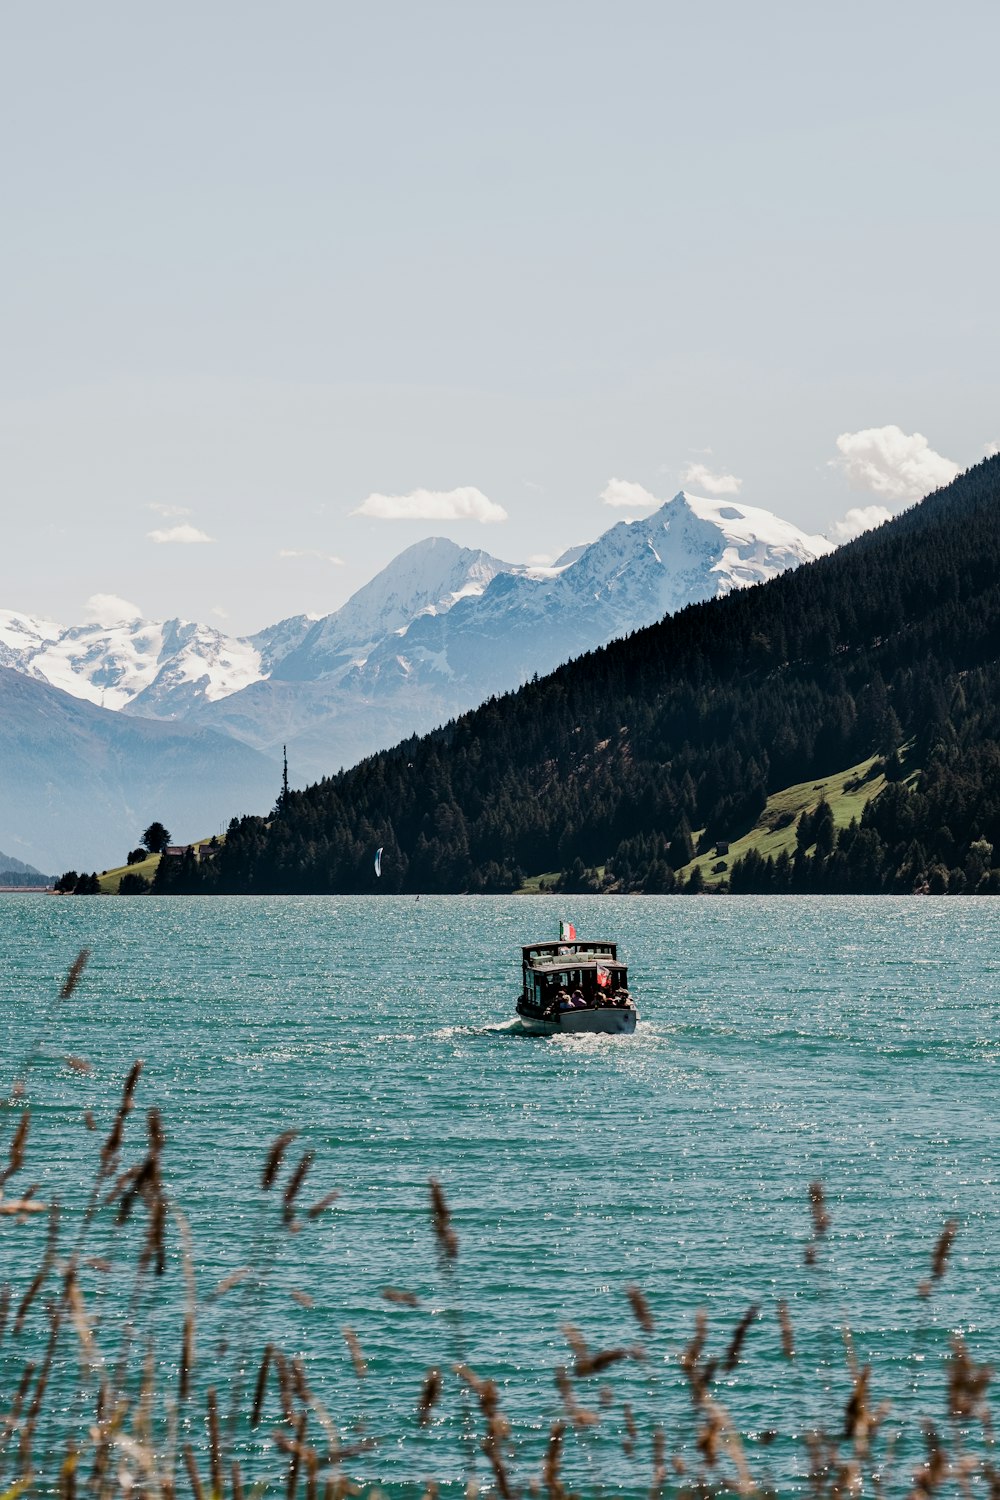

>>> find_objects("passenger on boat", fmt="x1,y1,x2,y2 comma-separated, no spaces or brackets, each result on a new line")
570,988,586,1008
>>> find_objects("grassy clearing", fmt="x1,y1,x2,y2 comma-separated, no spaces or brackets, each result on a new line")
516,870,560,893
98,839,217,893
97,852,161,892
677,752,899,889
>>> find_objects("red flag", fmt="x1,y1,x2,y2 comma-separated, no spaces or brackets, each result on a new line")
596,965,611,988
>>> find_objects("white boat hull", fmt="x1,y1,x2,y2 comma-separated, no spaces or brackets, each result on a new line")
516,1005,637,1036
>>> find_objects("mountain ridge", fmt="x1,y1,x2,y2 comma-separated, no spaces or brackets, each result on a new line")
156,455,1000,896
0,493,832,783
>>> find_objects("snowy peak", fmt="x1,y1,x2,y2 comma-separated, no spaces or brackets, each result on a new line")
0,610,266,715
580,491,834,615
268,536,520,682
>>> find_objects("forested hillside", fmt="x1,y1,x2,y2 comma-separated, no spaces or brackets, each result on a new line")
158,455,1000,896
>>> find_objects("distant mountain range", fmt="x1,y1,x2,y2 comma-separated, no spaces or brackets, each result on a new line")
0,493,832,870
0,847,48,882
0,669,278,873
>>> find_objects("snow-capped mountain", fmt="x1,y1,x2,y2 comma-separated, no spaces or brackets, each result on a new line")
349,492,833,699
0,610,268,713
1,493,833,794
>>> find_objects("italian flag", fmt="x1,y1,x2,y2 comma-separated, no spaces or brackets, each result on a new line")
559,920,576,941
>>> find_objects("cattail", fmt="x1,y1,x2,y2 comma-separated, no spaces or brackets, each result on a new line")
274,1349,296,1424
777,1299,796,1360
625,1283,655,1334
261,1130,298,1191
82,1110,96,1132
680,1309,709,1399
723,1303,760,1372
290,1289,315,1309
622,1401,637,1457
947,1334,993,1420
58,1440,77,1500
806,1180,831,1264
251,1345,272,1428
561,1324,588,1363
286,1411,308,1500
382,1286,420,1307
207,1387,223,1500
651,1424,667,1500
342,1326,367,1380
920,1219,959,1297
102,1061,143,1166
283,1151,315,1226
59,948,90,1000
212,1268,251,1300
231,1459,244,1500
64,1056,91,1074
14,1200,59,1333
542,1419,565,1499
574,1346,630,1378
306,1190,339,1220
179,1312,195,1401
183,1443,205,1500
418,1367,441,1426
0,1110,30,1186
291,1356,311,1405
844,1364,872,1443
429,1178,458,1261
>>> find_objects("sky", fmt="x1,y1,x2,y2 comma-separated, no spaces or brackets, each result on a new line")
1,0,998,636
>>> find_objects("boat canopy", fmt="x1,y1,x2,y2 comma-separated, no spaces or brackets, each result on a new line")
522,940,618,969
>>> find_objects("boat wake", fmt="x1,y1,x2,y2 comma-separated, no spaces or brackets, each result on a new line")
433,1018,657,1043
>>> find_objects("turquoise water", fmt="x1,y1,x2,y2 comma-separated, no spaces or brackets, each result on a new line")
1,894,999,1492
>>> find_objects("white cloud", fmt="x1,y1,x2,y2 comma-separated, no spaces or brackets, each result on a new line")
147,502,192,518
277,548,346,565
678,461,742,496
83,593,142,625
828,505,894,543
986,442,999,458
148,523,214,544
600,478,660,510
210,604,229,619
352,486,507,523
832,425,959,501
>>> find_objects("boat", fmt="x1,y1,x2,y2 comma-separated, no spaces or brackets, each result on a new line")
515,938,638,1035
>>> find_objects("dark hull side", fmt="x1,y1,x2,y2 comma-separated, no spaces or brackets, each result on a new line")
515,1002,637,1036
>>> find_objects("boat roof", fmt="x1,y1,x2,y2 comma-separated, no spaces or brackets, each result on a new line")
522,940,622,969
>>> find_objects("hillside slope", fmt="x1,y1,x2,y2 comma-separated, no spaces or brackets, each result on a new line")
0,670,279,872
157,455,1000,896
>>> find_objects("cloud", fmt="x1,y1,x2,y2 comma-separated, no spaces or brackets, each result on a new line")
278,548,345,565
210,604,229,619
148,523,214,544
352,486,507,523
828,505,894,543
600,478,660,510
678,461,742,496
986,442,999,458
832,425,959,501
147,502,192,518
83,593,142,625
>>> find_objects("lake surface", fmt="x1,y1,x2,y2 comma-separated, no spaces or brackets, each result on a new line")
1,894,998,1493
